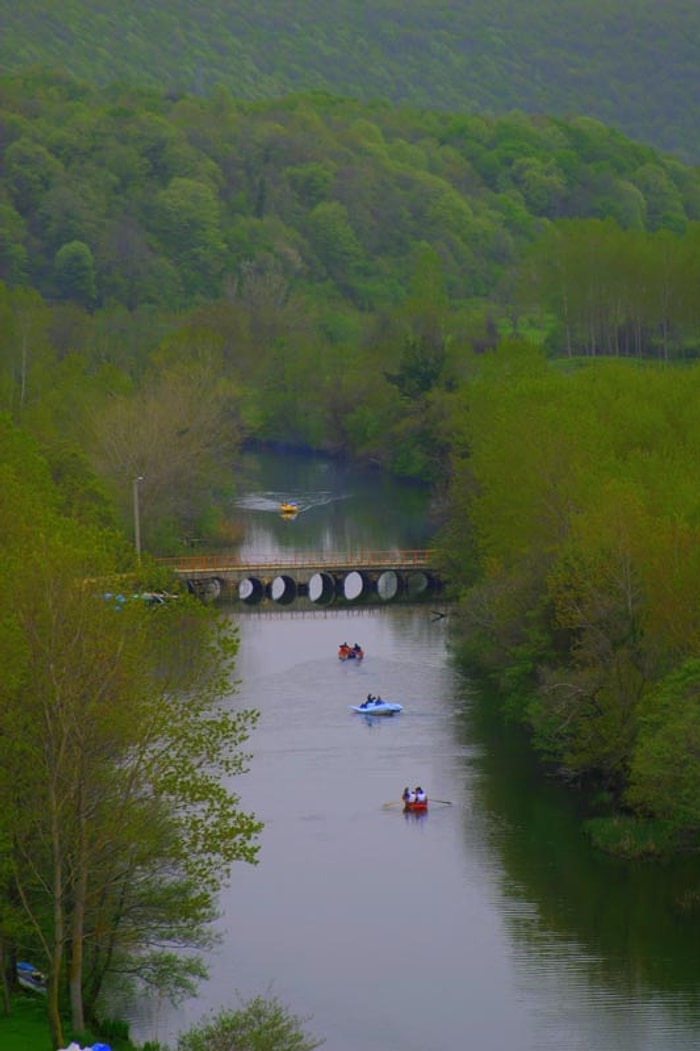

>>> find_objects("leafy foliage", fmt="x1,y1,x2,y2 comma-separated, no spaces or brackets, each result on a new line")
440,349,700,831
0,416,261,1048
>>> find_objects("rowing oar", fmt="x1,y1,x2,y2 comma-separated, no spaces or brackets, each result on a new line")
383,800,402,807
430,799,453,805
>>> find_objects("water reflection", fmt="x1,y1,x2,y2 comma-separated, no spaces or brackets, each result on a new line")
403,808,428,825
458,675,700,1047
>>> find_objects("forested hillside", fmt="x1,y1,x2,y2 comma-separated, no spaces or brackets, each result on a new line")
2,0,700,160
4,71,700,537
4,72,700,321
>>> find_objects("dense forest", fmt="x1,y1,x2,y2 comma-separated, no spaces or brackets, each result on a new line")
3,0,700,160
4,71,700,535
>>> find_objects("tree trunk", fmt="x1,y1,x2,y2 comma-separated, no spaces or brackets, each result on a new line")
48,770,66,1051
0,938,10,1016
69,785,87,1033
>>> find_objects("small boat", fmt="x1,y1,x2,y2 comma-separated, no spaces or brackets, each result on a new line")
17,961,47,994
279,500,299,516
338,643,364,660
350,699,402,716
403,798,428,812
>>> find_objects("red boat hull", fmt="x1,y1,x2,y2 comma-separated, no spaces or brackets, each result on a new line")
403,799,428,812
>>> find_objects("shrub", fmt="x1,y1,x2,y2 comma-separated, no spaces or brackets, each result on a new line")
175,994,324,1051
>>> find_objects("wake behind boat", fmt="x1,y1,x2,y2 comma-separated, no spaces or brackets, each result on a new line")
350,696,402,716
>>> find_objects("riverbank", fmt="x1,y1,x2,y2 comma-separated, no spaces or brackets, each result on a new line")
0,996,137,1051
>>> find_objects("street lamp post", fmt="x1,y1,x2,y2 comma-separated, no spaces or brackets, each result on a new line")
133,475,144,561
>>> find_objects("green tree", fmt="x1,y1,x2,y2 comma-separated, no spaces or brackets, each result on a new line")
627,659,700,827
54,240,97,308
150,178,226,299
91,345,244,550
305,201,365,287
4,138,63,215
0,202,28,285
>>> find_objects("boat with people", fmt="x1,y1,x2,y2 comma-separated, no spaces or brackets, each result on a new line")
402,786,428,811
17,960,47,994
279,500,299,516
338,641,364,660
350,696,402,716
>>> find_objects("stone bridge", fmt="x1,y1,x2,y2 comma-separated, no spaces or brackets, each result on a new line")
157,549,443,607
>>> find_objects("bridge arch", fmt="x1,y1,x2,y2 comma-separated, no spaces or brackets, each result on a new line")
239,577,266,605
377,570,400,600
308,572,337,606
271,574,298,605
343,570,371,601
405,570,435,598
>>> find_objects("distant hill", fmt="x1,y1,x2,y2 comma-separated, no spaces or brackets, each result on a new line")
2,0,700,161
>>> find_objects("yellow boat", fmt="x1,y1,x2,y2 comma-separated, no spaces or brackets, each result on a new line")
279,500,299,516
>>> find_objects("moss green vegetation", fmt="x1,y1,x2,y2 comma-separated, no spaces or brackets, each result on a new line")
2,1,699,160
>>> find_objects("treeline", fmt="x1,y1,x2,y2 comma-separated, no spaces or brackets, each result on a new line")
2,0,700,159
439,344,700,855
520,220,700,359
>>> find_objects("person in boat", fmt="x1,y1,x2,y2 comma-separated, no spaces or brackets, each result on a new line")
415,786,427,803
402,787,411,803
361,694,375,709
352,642,362,653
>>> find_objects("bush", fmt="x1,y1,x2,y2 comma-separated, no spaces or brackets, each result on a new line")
175,995,324,1051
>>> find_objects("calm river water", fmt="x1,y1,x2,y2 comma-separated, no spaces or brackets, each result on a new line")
131,450,700,1051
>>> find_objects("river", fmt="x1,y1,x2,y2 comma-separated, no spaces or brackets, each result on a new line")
129,449,700,1051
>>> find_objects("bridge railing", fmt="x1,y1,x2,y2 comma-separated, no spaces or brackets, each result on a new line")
156,549,437,572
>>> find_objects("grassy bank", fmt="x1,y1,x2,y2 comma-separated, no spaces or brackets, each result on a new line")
0,995,138,1051
0,995,53,1051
